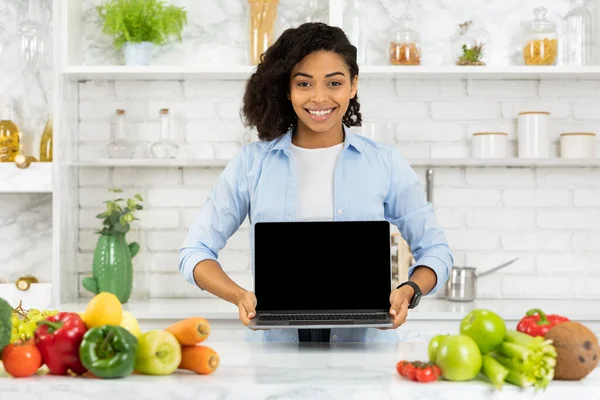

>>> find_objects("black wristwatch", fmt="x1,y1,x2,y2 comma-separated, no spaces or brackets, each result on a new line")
396,281,422,309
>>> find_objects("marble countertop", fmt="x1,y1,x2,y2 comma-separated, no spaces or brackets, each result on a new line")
60,297,600,322
1,342,598,400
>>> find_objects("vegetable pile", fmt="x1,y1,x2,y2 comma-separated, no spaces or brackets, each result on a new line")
484,329,557,390
0,293,220,379
395,307,596,391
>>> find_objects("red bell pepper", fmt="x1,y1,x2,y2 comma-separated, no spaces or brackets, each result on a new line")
34,312,88,375
516,308,569,337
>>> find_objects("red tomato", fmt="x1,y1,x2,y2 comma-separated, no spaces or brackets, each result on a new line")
1,339,42,378
403,363,417,381
396,360,408,376
432,364,441,378
415,365,438,383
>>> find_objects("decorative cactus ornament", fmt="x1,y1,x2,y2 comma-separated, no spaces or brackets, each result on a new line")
82,188,143,304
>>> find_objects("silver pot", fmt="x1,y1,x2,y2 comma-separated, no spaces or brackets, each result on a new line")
444,258,519,302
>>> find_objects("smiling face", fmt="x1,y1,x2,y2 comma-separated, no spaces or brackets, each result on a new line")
289,50,358,146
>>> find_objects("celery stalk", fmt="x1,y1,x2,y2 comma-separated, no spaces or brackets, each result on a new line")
497,342,531,363
482,355,509,389
504,329,548,348
492,353,533,373
505,370,534,388
542,356,556,368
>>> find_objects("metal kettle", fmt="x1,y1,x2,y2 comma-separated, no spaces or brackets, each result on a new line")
444,258,519,302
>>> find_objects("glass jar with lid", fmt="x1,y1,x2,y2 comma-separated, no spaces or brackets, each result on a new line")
389,16,421,66
522,7,558,65
452,20,491,66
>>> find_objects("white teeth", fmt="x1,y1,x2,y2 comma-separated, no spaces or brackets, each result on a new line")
308,109,333,116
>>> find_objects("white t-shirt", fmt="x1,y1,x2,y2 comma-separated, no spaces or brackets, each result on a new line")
291,142,343,221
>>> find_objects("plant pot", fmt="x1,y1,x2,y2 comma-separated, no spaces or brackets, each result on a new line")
123,41,154,66
82,234,140,304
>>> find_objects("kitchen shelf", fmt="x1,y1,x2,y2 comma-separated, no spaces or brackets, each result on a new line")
63,65,600,81
70,158,600,169
409,158,600,168
0,283,53,310
71,158,230,168
0,162,53,193
63,65,257,81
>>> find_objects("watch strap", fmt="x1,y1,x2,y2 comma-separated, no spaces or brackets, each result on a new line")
396,281,422,309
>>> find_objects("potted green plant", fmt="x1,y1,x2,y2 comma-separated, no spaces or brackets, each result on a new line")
82,188,143,304
96,0,187,66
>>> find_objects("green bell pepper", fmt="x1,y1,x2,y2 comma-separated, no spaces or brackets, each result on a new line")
79,325,138,379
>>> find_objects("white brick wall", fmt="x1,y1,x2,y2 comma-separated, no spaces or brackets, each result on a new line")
77,78,600,300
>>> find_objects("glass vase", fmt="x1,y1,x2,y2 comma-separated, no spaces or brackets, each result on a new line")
151,108,179,159
564,0,592,66
107,109,135,159
248,0,279,65
343,0,367,66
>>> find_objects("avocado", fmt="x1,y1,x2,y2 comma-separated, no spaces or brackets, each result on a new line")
544,321,599,381
0,297,12,353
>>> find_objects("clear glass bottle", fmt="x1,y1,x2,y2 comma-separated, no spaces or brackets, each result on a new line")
389,16,421,66
39,116,52,162
522,7,558,66
151,108,178,159
452,20,491,66
107,109,135,159
343,0,367,65
0,96,21,163
20,0,45,69
564,0,592,66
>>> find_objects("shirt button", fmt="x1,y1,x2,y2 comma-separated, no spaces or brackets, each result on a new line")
337,209,343,215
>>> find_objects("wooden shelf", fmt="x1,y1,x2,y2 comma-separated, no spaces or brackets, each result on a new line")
0,163,53,193
63,65,600,81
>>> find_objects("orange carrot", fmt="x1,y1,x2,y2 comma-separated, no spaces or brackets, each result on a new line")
165,317,211,345
179,345,220,375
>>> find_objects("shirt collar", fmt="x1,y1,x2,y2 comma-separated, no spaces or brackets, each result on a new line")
270,125,364,155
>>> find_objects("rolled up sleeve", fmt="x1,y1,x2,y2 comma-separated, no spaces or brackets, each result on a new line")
384,145,454,295
179,147,250,288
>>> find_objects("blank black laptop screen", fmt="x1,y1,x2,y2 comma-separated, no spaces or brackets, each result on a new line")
253,220,392,313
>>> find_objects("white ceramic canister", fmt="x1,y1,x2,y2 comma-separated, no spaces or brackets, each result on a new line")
560,132,597,159
471,132,508,158
518,111,551,158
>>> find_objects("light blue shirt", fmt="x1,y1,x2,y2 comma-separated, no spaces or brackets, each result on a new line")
180,126,454,343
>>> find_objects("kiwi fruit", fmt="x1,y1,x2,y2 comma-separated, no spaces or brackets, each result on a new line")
544,321,599,381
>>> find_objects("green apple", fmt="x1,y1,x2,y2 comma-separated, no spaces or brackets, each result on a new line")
460,309,506,354
435,334,482,381
135,330,182,375
428,334,447,363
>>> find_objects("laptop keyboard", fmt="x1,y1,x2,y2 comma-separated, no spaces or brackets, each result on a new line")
260,313,387,321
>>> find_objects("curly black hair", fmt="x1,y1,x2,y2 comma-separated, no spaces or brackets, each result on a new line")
241,22,362,141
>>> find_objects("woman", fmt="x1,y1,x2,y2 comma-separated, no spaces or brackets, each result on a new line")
179,22,453,344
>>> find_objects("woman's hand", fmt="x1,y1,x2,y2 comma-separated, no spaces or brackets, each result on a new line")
379,285,414,330
237,290,258,327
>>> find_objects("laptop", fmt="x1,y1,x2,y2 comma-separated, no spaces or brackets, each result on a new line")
247,220,395,330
